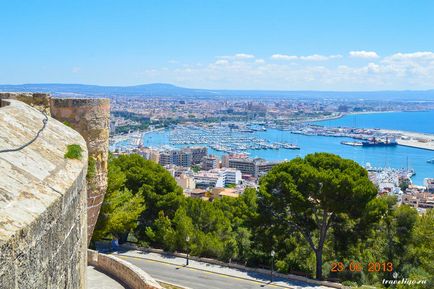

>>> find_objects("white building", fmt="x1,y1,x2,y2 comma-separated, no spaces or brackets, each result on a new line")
211,168,242,185
424,178,434,193
193,172,225,189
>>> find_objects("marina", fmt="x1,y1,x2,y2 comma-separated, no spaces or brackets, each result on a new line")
168,125,300,154
110,111,434,186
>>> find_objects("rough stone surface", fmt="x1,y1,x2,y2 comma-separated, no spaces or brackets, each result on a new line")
0,92,51,114
0,100,88,289
88,250,163,289
50,98,110,243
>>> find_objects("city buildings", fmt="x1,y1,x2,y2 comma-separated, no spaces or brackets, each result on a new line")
402,192,434,211
227,157,279,177
156,147,207,167
201,155,219,170
210,168,242,186
424,178,434,193
193,171,225,189
176,173,196,191
189,146,208,164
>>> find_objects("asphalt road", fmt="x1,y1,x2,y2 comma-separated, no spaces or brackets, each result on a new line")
117,254,323,289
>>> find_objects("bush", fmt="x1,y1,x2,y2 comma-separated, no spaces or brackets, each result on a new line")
62,121,73,128
64,144,83,160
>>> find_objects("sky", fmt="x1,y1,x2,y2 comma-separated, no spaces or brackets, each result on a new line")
1,0,434,90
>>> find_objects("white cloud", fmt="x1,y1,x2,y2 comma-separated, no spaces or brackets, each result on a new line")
271,54,298,61
218,53,256,61
234,53,255,59
366,62,381,73
388,51,434,60
140,51,434,90
272,54,342,61
349,50,379,59
215,59,229,65
300,54,330,61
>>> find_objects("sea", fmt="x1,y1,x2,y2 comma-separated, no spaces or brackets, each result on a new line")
113,110,434,185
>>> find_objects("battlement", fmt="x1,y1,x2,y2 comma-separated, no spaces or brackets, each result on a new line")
0,92,51,113
51,98,110,243
0,100,88,288
0,94,110,243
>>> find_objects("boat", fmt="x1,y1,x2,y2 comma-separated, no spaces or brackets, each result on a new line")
427,159,434,164
362,137,397,147
284,143,300,150
341,141,363,146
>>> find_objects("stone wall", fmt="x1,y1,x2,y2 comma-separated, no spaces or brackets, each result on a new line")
0,92,51,114
50,98,110,243
0,100,88,289
88,250,163,289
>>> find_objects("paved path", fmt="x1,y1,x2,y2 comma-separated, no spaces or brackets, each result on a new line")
112,250,331,289
87,265,126,289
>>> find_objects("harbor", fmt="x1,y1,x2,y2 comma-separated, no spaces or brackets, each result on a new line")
378,129,434,151
168,125,299,154
109,111,434,186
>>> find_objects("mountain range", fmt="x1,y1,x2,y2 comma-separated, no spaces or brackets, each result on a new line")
1,83,434,101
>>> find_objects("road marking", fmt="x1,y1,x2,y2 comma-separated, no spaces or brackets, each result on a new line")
117,254,297,289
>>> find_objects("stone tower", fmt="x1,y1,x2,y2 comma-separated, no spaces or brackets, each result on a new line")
50,98,110,243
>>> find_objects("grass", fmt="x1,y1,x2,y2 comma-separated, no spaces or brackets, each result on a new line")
62,120,73,128
64,144,83,160
87,156,96,179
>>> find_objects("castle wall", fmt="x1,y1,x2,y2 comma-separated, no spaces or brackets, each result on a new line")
0,100,88,289
50,98,110,243
0,92,51,114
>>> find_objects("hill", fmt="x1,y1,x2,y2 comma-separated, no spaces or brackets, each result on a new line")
1,83,434,101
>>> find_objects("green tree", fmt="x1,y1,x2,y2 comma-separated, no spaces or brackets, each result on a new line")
109,154,184,239
257,153,378,279
402,209,434,288
93,188,145,241
153,211,177,251
172,207,195,251
93,154,145,242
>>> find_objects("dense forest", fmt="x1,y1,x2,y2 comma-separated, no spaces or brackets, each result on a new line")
93,153,433,288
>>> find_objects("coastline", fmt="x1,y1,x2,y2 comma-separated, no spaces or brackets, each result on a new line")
299,113,344,123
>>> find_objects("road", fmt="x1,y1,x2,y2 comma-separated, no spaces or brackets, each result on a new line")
115,253,330,289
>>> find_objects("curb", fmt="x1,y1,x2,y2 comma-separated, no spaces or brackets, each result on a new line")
155,279,193,289
115,243,342,289
117,253,305,289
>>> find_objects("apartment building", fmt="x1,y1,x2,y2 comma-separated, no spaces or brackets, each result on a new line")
201,155,219,170
228,157,279,177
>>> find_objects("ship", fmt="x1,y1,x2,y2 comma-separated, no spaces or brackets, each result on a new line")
427,159,434,164
341,141,363,146
283,143,301,150
362,137,397,147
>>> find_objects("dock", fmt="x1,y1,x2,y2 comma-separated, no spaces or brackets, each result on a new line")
379,129,434,151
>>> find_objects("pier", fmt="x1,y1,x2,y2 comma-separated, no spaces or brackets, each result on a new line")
378,129,434,151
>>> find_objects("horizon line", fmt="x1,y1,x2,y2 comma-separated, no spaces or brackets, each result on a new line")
1,82,434,93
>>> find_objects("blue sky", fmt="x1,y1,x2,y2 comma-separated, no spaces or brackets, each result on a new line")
1,0,434,90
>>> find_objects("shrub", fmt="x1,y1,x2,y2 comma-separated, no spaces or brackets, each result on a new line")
64,144,83,160
63,121,73,128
